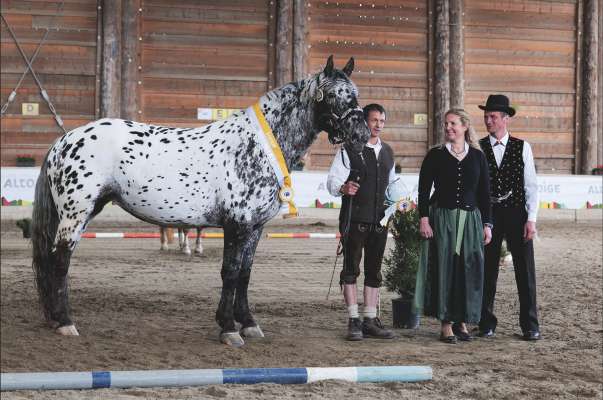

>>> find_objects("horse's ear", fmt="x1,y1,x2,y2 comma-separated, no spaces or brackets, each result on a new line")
323,55,334,77
342,57,354,77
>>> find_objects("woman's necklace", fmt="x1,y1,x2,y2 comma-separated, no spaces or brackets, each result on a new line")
450,145,466,156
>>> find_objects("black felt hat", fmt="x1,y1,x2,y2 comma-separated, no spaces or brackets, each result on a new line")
478,94,516,117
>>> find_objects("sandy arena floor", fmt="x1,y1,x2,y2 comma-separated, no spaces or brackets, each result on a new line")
1,218,601,399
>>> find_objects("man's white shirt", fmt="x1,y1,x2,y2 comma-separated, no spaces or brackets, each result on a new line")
327,139,397,197
489,132,538,222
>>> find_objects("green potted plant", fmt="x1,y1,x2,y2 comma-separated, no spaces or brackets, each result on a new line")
383,203,421,329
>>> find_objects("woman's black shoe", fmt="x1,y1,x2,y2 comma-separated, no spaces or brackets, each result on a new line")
452,323,473,341
439,334,457,344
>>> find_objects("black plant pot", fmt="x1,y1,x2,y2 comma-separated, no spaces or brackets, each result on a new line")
392,297,420,329
16,219,32,239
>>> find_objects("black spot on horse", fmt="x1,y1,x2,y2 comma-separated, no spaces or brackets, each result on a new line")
100,121,111,125
84,127,94,133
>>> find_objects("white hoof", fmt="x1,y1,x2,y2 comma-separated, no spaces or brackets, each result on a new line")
241,325,264,338
56,325,79,336
220,331,245,347
182,247,191,256
160,244,169,251
194,246,203,255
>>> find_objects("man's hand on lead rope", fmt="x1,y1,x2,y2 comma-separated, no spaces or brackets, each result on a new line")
340,181,360,196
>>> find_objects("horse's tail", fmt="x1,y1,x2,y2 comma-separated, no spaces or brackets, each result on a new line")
31,154,59,321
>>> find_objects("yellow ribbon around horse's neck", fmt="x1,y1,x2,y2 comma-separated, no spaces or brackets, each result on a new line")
251,103,298,218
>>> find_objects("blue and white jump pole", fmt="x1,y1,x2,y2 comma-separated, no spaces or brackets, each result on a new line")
1,366,432,391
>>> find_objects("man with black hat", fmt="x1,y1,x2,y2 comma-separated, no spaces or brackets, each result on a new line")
477,94,541,341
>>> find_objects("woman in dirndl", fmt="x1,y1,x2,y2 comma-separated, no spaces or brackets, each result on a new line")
414,108,492,344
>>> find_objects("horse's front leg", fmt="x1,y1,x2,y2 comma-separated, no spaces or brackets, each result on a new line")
234,227,264,339
216,225,256,347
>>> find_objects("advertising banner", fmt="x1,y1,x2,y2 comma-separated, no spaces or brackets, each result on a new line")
2,168,601,209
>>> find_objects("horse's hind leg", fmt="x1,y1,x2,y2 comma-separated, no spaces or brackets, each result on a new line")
50,241,78,336
194,228,203,255
216,225,262,347
234,227,264,338
179,229,191,255
160,227,169,251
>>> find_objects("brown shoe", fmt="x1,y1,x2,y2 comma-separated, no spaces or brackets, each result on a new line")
362,317,395,339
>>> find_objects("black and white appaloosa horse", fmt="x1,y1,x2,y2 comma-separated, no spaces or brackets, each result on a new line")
31,56,369,346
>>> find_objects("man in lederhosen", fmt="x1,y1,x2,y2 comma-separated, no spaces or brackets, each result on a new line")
327,103,397,341
477,94,541,341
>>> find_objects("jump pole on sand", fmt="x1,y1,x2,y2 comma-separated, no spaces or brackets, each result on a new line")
1,366,432,391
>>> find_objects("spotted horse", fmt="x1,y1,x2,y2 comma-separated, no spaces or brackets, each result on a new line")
31,56,369,346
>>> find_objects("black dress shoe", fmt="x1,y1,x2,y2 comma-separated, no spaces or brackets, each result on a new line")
439,334,457,344
522,330,541,341
478,328,495,338
452,324,473,341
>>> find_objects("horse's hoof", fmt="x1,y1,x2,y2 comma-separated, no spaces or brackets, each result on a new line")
160,244,168,251
195,247,203,255
241,325,264,338
220,331,245,347
182,248,192,256
56,325,79,336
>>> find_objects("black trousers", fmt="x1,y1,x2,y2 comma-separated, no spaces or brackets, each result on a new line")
480,206,539,333
340,222,388,288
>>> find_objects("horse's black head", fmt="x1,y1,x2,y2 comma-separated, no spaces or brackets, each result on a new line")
314,56,370,154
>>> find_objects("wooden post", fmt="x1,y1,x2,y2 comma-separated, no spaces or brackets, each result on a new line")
580,0,599,174
427,0,435,148
449,0,464,109
599,0,603,167
100,0,122,118
121,0,139,121
293,0,308,81
433,0,450,145
94,0,102,119
267,1,277,91
275,0,293,87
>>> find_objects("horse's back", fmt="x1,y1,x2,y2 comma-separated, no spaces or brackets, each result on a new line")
46,116,281,228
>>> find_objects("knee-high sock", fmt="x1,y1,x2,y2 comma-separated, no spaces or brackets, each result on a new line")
363,286,379,319
343,284,358,318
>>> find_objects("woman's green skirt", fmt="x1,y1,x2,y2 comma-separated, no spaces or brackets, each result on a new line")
413,207,484,323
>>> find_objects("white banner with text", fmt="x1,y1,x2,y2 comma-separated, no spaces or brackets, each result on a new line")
2,168,601,209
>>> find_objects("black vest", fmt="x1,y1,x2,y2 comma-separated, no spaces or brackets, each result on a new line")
341,142,394,224
479,136,526,208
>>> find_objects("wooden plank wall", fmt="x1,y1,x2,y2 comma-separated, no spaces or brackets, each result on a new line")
464,0,578,174
0,0,99,166
138,0,271,127
305,0,429,171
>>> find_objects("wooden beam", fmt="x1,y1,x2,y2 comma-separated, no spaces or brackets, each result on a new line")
121,0,139,121
599,0,603,167
293,0,308,81
449,0,464,109
580,0,599,173
100,0,122,118
267,0,277,91
275,0,293,88
427,0,435,148
573,0,583,173
433,0,450,145
94,0,102,119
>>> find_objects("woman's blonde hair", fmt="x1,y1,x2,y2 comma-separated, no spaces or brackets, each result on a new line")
444,108,479,148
